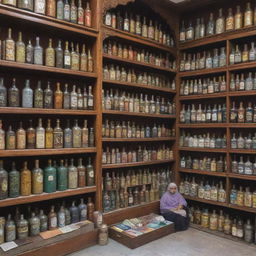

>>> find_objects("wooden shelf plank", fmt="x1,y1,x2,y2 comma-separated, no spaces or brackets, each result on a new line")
184,195,228,207
229,61,256,72
179,168,227,177
228,123,256,128
0,186,96,207
228,173,256,181
178,123,227,128
229,204,256,214
179,67,226,78
0,148,96,157
103,110,176,119
103,54,176,73
103,79,176,94
229,149,256,154
0,4,98,37
102,25,176,55
102,159,175,169
179,147,226,153
0,60,97,79
179,25,256,50
102,137,175,142
0,107,97,115
179,92,227,101
229,91,256,97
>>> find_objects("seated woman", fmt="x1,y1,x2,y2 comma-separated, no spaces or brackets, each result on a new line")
160,182,189,231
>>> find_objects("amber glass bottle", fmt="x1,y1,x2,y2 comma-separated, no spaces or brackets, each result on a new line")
20,161,32,196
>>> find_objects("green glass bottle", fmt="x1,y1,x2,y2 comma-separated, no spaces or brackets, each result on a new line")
44,159,56,193
57,159,68,191
9,162,20,198
0,160,8,200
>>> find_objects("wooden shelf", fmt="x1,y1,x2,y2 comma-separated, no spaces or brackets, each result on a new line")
102,25,176,55
229,149,256,154
178,123,227,128
0,4,98,37
102,137,175,142
0,147,96,157
229,204,256,214
103,54,176,73
103,110,176,119
179,92,227,101
184,195,227,207
228,173,256,181
103,200,160,225
103,79,176,94
228,123,256,128
229,61,256,72
179,67,226,78
0,107,97,115
179,147,226,153
0,60,97,79
179,168,227,177
179,25,256,50
0,186,96,207
102,159,175,169
229,91,256,97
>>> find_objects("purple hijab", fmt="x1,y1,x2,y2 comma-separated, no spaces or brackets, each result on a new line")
160,191,187,214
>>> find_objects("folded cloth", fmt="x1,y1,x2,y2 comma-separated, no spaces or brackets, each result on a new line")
171,209,187,217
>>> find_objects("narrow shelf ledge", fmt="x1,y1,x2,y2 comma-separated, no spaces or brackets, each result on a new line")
179,67,226,78
179,168,227,177
179,147,226,153
179,92,227,101
102,137,175,142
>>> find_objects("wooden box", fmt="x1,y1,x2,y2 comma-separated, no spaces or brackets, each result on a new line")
109,222,175,249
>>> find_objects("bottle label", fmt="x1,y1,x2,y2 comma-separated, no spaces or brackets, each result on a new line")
48,175,54,181
64,55,71,66
35,0,46,14
36,132,45,148
51,216,57,228
5,41,15,61
34,49,43,65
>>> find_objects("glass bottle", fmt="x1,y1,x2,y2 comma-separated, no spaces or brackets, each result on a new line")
77,158,86,187
64,41,71,69
32,159,43,194
20,161,31,196
55,40,64,68
16,31,25,63
235,5,243,29
36,118,45,149
16,121,26,149
64,119,72,148
8,162,20,198
17,214,28,239
27,120,36,149
70,85,78,109
44,82,53,108
63,84,70,109
5,214,16,242
80,44,87,71
216,9,225,34
6,125,16,150
5,28,15,62
244,219,253,243
72,119,82,148
44,160,57,193
0,78,7,107
8,78,20,107
70,0,77,23
86,157,94,186
53,119,63,148
84,2,92,27
68,158,78,189
34,0,46,14
57,159,68,191
45,119,53,149
29,212,40,236
48,206,57,230
70,201,79,223
207,13,214,35
34,37,43,65
22,79,33,108
226,8,234,31
34,81,43,108
0,161,8,200
57,206,66,228
57,0,64,20
78,198,87,221
244,2,253,27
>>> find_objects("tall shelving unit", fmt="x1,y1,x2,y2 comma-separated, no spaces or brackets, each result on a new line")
176,0,256,223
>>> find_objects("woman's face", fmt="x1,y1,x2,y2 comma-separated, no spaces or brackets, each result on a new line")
169,186,177,194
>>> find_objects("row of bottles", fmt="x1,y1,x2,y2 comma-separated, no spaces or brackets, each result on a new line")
180,104,226,124
232,156,256,175
2,0,92,27
0,197,95,244
180,47,226,72
102,145,174,165
180,177,226,202
180,76,227,96
0,119,94,150
230,72,256,91
102,89,176,115
103,168,172,212
230,185,256,208
104,9,174,47
189,206,256,243
0,78,93,110
230,42,256,64
180,155,226,173
103,40,175,69
0,158,94,199
103,64,175,89
103,167,172,192
102,120,174,139
179,131,227,149
231,132,256,149
230,101,256,123
180,3,256,42
2,29,93,71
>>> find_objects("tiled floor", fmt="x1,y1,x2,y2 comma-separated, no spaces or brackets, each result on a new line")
68,228,256,256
